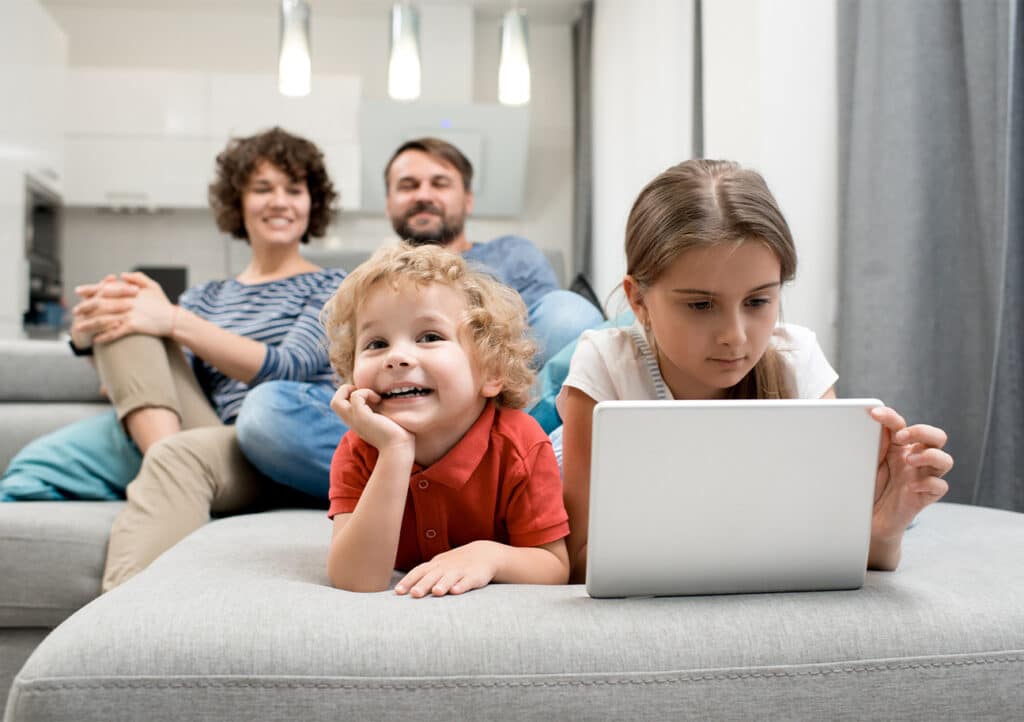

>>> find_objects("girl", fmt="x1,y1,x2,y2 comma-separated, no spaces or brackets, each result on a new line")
558,159,953,583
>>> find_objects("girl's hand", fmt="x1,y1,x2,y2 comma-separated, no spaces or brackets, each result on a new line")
870,406,952,542
394,541,501,598
75,272,175,345
330,384,415,454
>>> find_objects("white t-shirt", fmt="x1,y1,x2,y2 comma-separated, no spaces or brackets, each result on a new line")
556,322,838,415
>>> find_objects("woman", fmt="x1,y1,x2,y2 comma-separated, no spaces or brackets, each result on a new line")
1,127,345,591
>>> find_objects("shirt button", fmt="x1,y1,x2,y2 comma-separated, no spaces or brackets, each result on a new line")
425,529,437,539
417,479,429,490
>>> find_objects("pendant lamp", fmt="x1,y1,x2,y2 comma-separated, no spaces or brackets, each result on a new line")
499,9,530,105
388,3,421,101
279,0,312,97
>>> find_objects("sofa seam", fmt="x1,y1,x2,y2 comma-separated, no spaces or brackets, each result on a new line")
14,654,1024,693
0,536,113,544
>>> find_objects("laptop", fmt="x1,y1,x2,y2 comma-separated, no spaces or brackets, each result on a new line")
585,399,883,598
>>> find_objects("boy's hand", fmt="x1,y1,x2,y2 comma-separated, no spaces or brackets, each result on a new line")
394,541,501,598
870,406,952,542
331,384,415,454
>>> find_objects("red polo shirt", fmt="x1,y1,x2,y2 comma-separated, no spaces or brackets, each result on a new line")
328,402,569,572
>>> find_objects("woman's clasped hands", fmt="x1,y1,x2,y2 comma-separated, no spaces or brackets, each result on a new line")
71,272,176,346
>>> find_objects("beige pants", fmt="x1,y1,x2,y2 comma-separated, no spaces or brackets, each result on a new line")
96,335,267,592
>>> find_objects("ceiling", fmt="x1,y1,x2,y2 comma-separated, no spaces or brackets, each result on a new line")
40,1,587,24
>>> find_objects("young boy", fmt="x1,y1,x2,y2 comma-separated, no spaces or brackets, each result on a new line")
322,244,570,596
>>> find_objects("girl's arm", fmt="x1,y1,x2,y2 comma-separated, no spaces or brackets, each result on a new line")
866,406,952,570
560,386,598,584
393,538,570,598
326,386,417,592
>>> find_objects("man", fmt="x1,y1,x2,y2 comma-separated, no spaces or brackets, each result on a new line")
234,138,603,498
383,137,602,365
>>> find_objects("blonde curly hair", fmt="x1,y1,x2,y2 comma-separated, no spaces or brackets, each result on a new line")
321,244,537,409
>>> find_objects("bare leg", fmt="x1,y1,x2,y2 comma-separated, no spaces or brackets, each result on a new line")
123,407,181,453
94,335,220,452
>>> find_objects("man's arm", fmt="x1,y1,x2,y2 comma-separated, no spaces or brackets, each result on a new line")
467,236,560,309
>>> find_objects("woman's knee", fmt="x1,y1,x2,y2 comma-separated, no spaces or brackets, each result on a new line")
133,427,262,512
131,431,219,502
95,334,181,421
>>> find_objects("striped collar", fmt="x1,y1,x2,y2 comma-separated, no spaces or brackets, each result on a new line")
627,323,671,401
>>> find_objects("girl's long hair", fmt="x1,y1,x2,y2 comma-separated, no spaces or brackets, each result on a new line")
625,159,798,399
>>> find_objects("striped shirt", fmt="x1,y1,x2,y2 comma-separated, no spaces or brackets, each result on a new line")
178,268,347,423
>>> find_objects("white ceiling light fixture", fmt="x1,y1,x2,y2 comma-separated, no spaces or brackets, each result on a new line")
499,8,530,106
279,0,311,97
388,3,421,101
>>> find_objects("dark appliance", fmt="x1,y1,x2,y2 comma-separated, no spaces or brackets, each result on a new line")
23,177,64,336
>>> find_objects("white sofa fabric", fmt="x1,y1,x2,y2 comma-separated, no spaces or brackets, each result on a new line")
2,341,1023,721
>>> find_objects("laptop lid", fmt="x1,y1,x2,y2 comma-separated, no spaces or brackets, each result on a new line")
585,399,883,598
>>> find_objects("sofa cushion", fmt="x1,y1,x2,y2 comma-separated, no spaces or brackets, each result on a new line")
7,502,1023,721
0,404,110,472
0,341,104,403
0,502,123,627
1,411,140,501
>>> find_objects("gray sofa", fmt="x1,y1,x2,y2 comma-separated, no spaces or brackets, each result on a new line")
2,340,1024,721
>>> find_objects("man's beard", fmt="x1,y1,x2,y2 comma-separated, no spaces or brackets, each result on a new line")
392,201,465,247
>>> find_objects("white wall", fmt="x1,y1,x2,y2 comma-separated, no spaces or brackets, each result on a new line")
591,0,696,311
41,2,575,297
0,0,66,337
589,0,838,358
703,0,839,359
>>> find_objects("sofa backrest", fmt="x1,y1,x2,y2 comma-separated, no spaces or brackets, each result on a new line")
0,341,108,470
229,244,568,287
0,340,103,403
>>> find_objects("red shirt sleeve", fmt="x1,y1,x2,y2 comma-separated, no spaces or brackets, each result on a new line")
504,437,570,548
327,431,378,519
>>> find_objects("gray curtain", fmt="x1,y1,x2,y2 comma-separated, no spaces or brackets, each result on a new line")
837,0,1019,509
572,1,594,283
976,0,1024,510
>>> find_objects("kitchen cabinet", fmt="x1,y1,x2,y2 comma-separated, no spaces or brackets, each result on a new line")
208,73,360,143
63,68,361,210
64,137,220,209
65,68,208,137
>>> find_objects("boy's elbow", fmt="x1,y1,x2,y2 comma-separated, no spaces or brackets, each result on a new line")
333,579,392,593
327,551,392,593
327,565,392,593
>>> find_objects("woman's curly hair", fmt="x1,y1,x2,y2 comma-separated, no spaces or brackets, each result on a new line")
208,126,338,243
322,244,537,409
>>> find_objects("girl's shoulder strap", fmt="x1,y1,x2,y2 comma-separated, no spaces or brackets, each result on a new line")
626,324,671,401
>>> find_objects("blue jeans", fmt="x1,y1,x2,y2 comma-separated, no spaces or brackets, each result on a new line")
234,381,344,500
528,290,604,368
